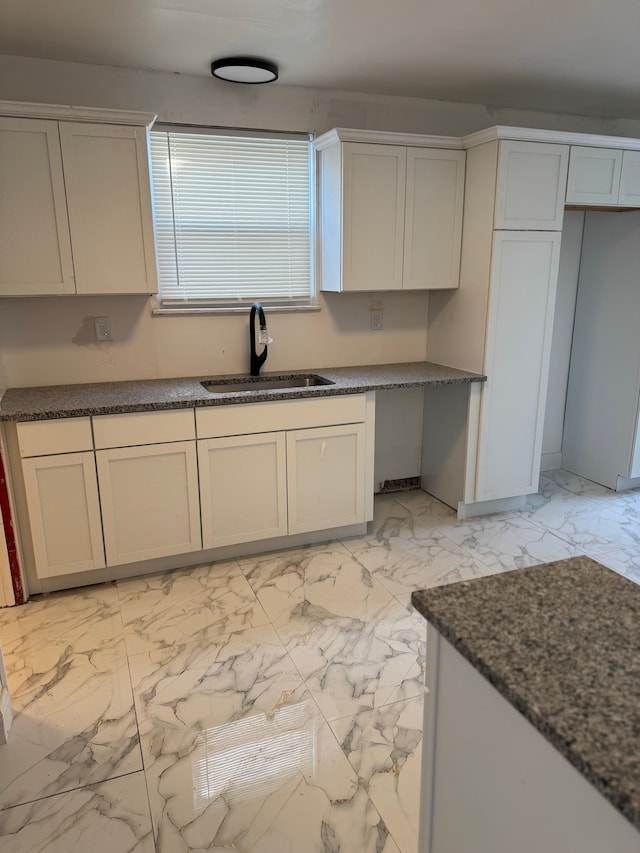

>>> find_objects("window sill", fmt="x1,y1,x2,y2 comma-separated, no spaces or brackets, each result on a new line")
151,303,322,316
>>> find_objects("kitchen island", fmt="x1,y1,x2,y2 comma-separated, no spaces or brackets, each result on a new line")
411,556,640,853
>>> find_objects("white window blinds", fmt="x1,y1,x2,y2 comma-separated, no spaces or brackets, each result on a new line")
149,128,312,306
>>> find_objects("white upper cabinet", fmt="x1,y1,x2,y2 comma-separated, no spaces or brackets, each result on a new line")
618,150,640,205
566,146,623,205
316,129,465,292
0,117,75,296
494,140,569,230
0,101,157,297
403,148,466,289
566,146,640,206
59,123,158,294
342,142,406,291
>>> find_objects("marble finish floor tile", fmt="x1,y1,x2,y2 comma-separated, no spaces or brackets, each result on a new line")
117,559,270,655
0,583,124,691
130,623,398,851
517,488,640,554
331,695,423,853
443,514,580,573
582,545,640,584
0,637,141,810
240,541,394,630
0,772,155,853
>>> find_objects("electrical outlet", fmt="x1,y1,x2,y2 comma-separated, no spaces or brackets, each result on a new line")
94,316,112,341
370,309,384,331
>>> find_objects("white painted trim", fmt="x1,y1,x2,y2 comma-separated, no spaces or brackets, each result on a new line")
313,127,463,151
615,474,640,492
0,100,156,127
457,494,527,518
0,644,12,743
541,451,563,471
463,125,640,151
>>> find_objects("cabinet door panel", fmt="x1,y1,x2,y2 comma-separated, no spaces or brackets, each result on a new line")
476,232,561,500
97,441,200,565
403,148,465,289
287,424,365,534
22,452,105,578
618,150,640,206
342,143,406,290
566,146,622,205
495,141,569,230
59,123,157,294
0,117,75,295
199,433,287,548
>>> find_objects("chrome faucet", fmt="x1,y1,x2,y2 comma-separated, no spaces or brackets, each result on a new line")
249,302,269,376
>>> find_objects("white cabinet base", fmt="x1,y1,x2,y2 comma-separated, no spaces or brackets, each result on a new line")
421,629,639,853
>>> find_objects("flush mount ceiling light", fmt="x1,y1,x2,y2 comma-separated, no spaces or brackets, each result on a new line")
210,57,279,84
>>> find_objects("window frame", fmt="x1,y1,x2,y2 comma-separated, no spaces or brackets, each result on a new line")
149,123,317,314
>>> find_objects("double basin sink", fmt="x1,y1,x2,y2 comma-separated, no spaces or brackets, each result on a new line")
201,373,334,394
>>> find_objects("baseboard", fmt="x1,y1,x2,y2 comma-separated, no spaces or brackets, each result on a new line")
540,451,563,471
457,494,527,519
615,475,640,492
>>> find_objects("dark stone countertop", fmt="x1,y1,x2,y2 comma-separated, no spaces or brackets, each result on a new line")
411,557,640,831
0,361,485,421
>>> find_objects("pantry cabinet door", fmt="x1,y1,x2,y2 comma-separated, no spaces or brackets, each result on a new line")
495,141,569,230
342,143,406,290
198,433,287,548
403,148,465,289
476,231,562,501
22,452,105,578
287,423,365,534
96,441,200,566
59,122,157,294
0,117,75,295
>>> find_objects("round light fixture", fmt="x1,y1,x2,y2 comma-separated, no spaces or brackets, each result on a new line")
210,57,279,84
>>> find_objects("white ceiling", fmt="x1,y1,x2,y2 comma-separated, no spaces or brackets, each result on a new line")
1,0,640,119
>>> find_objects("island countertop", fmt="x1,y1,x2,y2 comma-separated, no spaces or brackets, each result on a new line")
0,361,485,422
411,556,640,831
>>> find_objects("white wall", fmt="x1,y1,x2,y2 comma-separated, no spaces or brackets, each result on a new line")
541,211,584,470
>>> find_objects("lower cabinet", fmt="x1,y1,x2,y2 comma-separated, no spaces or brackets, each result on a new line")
197,398,371,547
15,394,374,583
198,432,288,549
96,441,201,565
21,451,105,578
287,423,366,534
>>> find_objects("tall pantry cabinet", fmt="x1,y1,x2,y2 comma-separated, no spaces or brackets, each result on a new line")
427,133,569,507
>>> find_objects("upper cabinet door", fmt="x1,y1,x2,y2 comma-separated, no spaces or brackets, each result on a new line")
59,122,158,294
618,150,640,206
566,146,623,205
495,141,569,230
403,148,465,290
342,143,406,291
0,117,75,296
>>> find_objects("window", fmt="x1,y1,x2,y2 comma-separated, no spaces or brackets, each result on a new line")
149,127,314,310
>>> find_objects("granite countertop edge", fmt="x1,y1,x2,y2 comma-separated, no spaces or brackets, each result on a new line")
0,361,486,422
411,558,640,832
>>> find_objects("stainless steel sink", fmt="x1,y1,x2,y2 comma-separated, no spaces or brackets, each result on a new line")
201,374,334,394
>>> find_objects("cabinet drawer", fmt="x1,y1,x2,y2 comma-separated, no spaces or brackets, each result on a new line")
93,409,195,448
196,394,366,439
17,417,93,457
